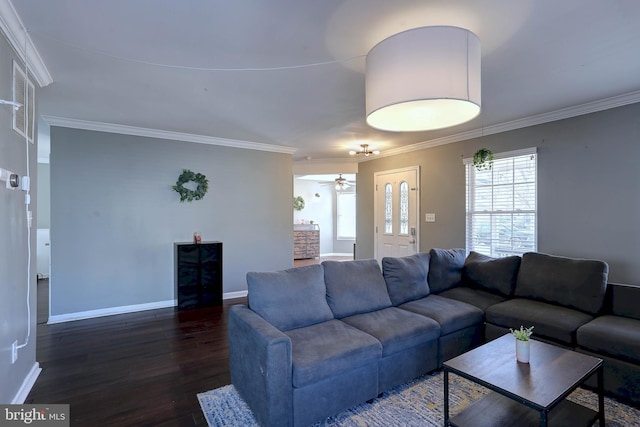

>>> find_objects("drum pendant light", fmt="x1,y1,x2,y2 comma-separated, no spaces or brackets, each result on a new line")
366,26,481,132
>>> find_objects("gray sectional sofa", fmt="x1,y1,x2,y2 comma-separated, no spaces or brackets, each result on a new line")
228,249,640,426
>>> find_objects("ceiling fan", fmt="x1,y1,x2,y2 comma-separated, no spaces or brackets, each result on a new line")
313,173,356,190
333,174,352,191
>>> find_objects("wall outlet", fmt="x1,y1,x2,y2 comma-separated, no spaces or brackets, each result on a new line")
11,340,18,364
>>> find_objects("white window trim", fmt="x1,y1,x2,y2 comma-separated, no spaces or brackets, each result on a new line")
12,60,35,144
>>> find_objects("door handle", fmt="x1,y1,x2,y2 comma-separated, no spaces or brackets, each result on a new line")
408,239,416,244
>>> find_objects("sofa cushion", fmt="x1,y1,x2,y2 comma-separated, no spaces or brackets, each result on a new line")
323,259,392,318
463,251,521,297
382,252,431,305
515,252,608,315
342,307,440,357
400,295,484,336
247,264,334,331
610,284,640,321
486,298,593,346
285,319,383,388
438,287,507,312
577,315,640,365
427,248,466,293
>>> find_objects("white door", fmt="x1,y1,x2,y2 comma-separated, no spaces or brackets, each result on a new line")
374,167,420,263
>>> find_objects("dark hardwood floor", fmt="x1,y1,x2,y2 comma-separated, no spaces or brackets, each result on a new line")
27,257,347,426
28,283,247,426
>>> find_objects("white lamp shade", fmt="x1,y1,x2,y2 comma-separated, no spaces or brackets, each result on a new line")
366,26,481,132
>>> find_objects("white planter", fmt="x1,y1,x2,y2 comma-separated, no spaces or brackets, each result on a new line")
516,339,530,363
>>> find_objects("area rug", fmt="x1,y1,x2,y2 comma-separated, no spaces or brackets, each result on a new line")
198,371,640,426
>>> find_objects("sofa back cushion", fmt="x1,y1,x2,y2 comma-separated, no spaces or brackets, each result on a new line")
609,283,640,320
382,252,431,305
247,264,334,331
427,248,466,293
515,252,608,315
462,251,521,297
323,259,392,318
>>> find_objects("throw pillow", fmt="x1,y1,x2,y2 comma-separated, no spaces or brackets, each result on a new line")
382,252,431,305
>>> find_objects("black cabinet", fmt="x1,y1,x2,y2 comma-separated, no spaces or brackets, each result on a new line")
174,241,223,310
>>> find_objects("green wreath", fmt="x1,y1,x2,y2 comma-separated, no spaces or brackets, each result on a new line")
172,169,209,202
293,196,305,211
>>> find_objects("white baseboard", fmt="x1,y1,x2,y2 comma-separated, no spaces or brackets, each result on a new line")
319,252,354,257
48,299,177,324
12,362,42,404
46,292,250,324
224,290,248,300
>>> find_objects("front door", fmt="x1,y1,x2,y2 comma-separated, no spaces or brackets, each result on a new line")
374,167,420,263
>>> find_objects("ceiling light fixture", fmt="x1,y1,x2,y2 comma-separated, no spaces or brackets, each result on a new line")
349,144,380,157
365,26,481,132
334,174,350,191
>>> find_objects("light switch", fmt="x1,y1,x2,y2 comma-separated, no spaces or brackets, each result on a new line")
425,213,436,222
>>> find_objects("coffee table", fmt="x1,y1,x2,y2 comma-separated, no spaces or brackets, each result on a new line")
443,334,604,427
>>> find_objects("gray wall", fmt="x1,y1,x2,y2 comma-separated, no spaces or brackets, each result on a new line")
0,42,38,401
357,103,640,284
37,163,50,229
50,127,293,316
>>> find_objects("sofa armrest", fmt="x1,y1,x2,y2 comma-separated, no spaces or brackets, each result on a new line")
228,304,293,427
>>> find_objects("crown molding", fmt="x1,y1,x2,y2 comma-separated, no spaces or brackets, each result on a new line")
339,90,640,161
0,0,52,87
41,115,298,155
292,159,358,175
42,89,640,161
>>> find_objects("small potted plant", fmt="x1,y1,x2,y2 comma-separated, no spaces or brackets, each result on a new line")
510,325,534,363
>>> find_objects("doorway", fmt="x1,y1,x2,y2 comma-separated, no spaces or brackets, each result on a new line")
293,174,356,262
374,166,420,263
36,118,51,324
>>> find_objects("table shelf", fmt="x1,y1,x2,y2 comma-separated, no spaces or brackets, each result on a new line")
449,391,598,427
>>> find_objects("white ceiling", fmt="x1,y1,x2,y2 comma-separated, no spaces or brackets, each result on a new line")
12,0,640,163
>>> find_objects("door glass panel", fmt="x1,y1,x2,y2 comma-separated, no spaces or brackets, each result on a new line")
399,181,409,235
384,183,393,234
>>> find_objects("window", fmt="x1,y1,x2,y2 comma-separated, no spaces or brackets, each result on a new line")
336,192,356,240
465,148,537,257
13,61,35,143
